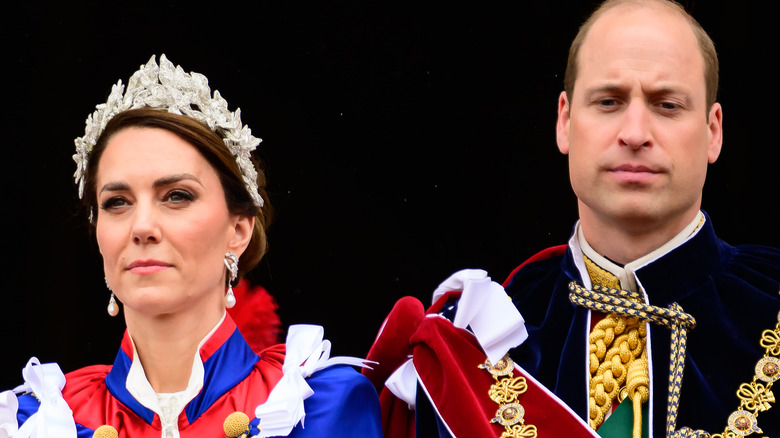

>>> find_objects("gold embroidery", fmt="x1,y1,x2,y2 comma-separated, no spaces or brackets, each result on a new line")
584,255,622,290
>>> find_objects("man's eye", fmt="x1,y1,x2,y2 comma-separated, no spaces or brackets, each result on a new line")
596,98,620,108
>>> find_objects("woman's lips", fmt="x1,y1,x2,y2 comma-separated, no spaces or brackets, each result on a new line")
127,259,172,274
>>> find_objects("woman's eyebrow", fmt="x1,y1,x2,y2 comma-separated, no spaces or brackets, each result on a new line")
153,173,203,189
99,174,203,195
99,181,130,194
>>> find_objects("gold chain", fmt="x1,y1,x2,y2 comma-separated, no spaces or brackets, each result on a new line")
479,355,538,438
711,305,780,438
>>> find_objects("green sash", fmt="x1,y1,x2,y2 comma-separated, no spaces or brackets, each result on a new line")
596,398,649,438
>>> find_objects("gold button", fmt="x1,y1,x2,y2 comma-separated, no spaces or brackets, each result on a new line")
93,425,118,438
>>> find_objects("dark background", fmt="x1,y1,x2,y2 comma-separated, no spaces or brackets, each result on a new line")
4,1,777,389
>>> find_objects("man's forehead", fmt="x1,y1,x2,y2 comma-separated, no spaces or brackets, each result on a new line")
575,3,705,96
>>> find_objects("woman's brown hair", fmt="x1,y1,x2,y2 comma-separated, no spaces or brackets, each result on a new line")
82,108,273,278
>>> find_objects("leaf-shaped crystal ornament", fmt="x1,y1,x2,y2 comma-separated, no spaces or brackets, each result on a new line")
73,54,264,208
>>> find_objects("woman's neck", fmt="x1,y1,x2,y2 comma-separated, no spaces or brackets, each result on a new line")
124,300,225,393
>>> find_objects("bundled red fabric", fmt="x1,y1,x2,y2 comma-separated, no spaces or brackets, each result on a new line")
227,279,282,353
364,289,598,438
362,297,424,437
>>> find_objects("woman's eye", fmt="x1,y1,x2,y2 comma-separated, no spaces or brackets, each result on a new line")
165,190,196,203
100,197,129,210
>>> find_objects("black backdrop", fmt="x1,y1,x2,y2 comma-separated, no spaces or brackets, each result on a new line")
4,1,777,389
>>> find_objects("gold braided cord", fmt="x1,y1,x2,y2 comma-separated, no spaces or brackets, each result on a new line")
588,314,648,430
569,281,707,438
628,356,650,437
583,256,649,437
572,283,780,438
570,284,696,329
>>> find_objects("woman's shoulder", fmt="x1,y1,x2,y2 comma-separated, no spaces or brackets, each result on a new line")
62,364,115,425
307,363,378,398
64,364,112,394
290,366,382,437
254,325,382,437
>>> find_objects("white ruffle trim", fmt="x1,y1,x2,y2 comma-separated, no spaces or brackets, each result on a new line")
0,357,77,438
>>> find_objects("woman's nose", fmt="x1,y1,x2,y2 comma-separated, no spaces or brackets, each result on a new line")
130,203,162,244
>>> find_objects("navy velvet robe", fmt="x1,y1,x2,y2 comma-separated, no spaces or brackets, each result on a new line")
505,213,780,436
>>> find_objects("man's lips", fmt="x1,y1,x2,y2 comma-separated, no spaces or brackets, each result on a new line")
607,164,662,183
610,164,659,173
127,259,173,274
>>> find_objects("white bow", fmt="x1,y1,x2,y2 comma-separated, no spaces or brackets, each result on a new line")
255,325,374,437
432,269,528,364
6,358,77,438
0,390,19,438
383,270,528,412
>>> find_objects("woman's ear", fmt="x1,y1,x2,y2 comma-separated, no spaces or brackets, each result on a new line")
228,215,255,258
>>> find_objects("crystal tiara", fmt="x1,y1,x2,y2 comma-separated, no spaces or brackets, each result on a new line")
73,54,264,208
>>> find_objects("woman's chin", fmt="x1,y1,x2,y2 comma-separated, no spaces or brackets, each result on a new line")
119,289,187,316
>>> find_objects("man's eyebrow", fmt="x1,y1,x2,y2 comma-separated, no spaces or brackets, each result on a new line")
645,86,693,101
582,84,693,101
582,84,626,99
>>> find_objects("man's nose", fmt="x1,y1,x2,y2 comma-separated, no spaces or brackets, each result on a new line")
618,101,652,149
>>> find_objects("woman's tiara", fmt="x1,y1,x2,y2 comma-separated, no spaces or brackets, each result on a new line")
73,54,264,208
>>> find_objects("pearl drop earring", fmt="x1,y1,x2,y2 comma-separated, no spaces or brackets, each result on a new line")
107,294,119,317
105,277,119,317
224,252,239,309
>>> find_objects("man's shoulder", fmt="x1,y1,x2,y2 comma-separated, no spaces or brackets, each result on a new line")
503,244,569,291
731,242,780,263
725,242,780,293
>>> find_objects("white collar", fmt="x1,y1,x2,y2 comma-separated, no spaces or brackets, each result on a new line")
125,312,226,435
572,211,705,293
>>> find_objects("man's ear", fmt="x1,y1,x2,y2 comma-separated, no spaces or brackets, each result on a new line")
707,102,723,164
556,91,571,155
